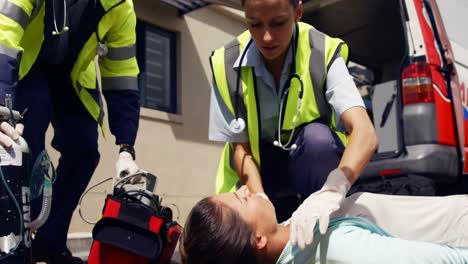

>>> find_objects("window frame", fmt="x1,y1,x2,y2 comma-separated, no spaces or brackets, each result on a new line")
136,20,177,114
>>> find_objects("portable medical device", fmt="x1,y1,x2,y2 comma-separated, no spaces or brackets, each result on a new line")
0,95,55,264
87,171,182,264
0,97,32,264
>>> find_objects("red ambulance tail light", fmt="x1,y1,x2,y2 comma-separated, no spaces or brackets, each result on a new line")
401,62,434,104
379,169,402,176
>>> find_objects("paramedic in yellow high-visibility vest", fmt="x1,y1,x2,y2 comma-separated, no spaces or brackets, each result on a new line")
209,0,377,250
0,0,141,262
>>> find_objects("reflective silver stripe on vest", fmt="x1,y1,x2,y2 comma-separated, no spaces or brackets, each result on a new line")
209,39,241,123
223,39,248,118
308,28,331,125
211,71,236,123
102,76,138,91
224,39,240,100
0,43,22,61
0,0,30,29
106,44,136,61
328,42,345,73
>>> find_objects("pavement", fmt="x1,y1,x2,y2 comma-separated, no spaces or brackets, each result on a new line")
61,233,182,264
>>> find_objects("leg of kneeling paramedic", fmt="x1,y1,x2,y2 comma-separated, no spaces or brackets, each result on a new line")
260,122,345,222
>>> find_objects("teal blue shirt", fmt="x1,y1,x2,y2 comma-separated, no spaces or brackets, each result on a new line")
277,217,468,264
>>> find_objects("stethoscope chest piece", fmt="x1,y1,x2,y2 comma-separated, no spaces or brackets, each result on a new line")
229,118,246,134
51,0,69,36
97,42,108,57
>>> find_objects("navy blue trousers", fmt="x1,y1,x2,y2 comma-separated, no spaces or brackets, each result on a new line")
15,61,100,250
260,122,345,222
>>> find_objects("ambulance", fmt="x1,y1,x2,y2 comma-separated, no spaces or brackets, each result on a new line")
302,0,468,193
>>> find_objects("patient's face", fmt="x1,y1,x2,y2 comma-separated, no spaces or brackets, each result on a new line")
214,186,277,231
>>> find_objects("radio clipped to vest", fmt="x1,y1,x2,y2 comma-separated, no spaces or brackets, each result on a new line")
86,171,182,264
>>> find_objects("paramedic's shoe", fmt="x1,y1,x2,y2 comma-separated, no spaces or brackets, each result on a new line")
32,235,83,264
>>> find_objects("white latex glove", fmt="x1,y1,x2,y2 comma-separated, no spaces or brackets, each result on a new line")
115,152,141,184
0,122,24,147
290,168,351,249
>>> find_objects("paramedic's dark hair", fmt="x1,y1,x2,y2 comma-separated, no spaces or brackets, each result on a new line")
179,197,257,264
241,0,299,8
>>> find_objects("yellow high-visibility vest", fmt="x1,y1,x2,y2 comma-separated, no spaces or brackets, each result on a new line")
210,22,349,193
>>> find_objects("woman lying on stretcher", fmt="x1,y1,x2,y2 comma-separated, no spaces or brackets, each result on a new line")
179,186,468,264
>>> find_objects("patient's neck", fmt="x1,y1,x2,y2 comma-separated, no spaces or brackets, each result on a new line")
262,225,290,264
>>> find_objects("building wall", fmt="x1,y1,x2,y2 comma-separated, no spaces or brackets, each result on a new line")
44,2,246,234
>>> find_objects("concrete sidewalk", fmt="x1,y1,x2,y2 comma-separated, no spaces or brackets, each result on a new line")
65,233,182,264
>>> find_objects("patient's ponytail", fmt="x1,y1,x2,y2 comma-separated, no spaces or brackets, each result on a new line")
180,197,257,264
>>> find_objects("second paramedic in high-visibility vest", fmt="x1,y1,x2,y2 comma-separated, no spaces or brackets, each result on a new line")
209,0,378,250
0,0,141,262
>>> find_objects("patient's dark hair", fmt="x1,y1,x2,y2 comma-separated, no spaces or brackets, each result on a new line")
179,197,257,264
241,0,300,8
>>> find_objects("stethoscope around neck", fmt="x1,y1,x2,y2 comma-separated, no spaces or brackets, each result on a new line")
230,24,304,151
50,0,104,36
51,0,69,36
